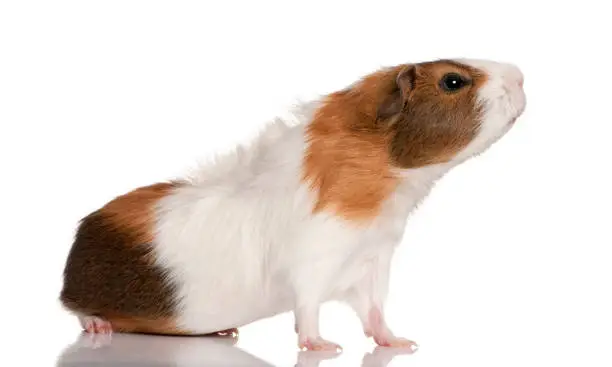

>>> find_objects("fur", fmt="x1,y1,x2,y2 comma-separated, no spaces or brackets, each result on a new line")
60,58,526,350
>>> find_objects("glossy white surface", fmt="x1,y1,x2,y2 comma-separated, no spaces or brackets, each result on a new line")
57,332,415,367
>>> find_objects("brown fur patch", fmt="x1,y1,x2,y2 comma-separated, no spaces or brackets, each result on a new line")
302,60,486,222
100,182,181,244
60,181,185,332
303,67,404,223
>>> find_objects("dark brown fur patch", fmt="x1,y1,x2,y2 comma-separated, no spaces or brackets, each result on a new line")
385,60,488,167
59,181,183,330
302,60,486,222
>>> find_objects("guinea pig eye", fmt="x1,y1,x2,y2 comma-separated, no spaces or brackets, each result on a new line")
440,73,468,92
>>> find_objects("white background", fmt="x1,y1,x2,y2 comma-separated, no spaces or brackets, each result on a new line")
1,1,611,366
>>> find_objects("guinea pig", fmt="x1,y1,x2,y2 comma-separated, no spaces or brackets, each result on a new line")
59,58,526,352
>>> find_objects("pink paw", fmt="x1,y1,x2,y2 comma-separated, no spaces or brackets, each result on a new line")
366,308,418,351
212,328,239,337
374,335,418,351
80,316,113,334
299,337,343,352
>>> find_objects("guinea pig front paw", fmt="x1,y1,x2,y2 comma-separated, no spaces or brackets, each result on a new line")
373,335,418,351
298,337,342,352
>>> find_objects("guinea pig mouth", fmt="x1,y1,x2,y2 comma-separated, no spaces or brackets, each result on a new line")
507,102,525,125
511,106,526,124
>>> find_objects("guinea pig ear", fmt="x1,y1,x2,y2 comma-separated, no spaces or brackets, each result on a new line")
376,65,418,121
396,65,418,95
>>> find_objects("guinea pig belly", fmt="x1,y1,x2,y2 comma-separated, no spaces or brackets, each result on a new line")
154,258,290,334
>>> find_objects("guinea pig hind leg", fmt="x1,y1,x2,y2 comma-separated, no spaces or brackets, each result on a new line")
78,315,112,334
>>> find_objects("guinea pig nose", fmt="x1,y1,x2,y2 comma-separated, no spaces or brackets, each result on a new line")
503,63,524,88
510,65,524,87
517,71,524,87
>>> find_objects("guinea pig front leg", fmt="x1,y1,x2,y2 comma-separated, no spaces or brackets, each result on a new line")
291,262,343,352
345,247,418,350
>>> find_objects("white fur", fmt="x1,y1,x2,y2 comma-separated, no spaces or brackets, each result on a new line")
151,60,526,345
453,59,526,162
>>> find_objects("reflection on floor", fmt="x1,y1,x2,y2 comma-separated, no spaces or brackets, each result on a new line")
57,332,415,367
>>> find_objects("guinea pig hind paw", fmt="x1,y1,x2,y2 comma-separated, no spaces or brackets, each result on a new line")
79,315,113,334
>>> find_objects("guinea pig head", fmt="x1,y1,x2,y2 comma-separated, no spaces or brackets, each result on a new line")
376,59,526,168
303,58,525,221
